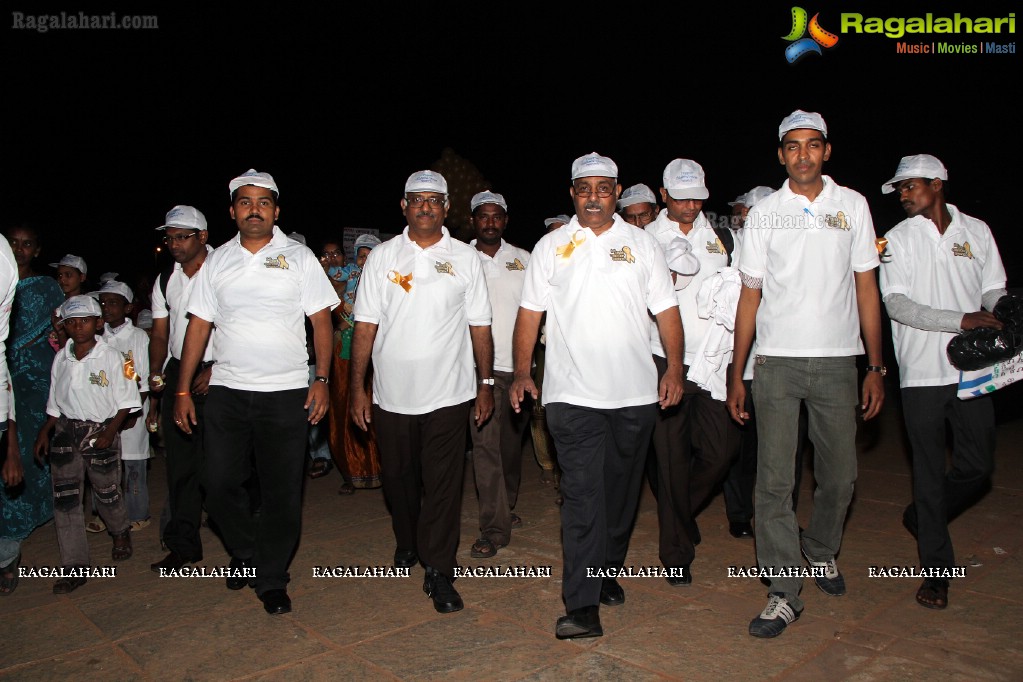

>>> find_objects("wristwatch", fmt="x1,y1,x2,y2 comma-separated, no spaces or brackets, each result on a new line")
865,365,887,376
479,378,495,386
314,375,329,384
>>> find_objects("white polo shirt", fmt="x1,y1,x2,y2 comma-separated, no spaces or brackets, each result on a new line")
739,177,880,357
647,210,730,364
151,245,215,365
187,226,340,391
47,336,142,423
470,239,530,372
880,205,1007,388
354,226,492,415
103,320,150,459
520,215,677,409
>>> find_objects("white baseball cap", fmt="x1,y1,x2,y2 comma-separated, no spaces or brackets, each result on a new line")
778,109,828,141
59,295,102,320
744,186,775,208
49,254,87,275
405,170,448,195
662,159,709,201
99,271,119,283
229,169,279,198
881,154,948,194
97,280,134,304
354,233,382,251
727,194,747,207
618,184,657,209
544,214,571,228
470,190,508,212
136,309,154,330
158,205,207,231
287,231,307,245
571,152,618,180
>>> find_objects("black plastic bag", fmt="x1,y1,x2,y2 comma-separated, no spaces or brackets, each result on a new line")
947,295,1023,371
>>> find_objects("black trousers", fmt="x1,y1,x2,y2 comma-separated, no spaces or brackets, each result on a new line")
202,386,307,595
651,358,739,569
161,359,207,559
374,401,471,579
902,385,995,569
547,401,656,612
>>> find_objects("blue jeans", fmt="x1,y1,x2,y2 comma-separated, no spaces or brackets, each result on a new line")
752,356,858,611
123,460,150,523
308,365,331,461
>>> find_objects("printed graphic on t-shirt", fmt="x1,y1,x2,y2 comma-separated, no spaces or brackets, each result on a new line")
825,212,850,230
609,246,636,264
434,261,455,275
505,258,525,271
706,238,726,254
264,255,290,269
89,370,109,387
952,242,974,259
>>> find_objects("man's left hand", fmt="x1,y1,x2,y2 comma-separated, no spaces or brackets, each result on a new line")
474,386,494,426
861,372,885,421
190,365,213,395
306,381,329,425
658,366,685,409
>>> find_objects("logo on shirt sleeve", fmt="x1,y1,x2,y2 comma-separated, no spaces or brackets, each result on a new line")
89,370,110,388
388,270,413,292
951,241,974,259
264,255,290,269
609,246,636,263
505,258,526,271
434,261,455,275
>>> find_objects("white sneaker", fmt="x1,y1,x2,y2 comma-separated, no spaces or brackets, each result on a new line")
802,547,846,596
749,593,802,638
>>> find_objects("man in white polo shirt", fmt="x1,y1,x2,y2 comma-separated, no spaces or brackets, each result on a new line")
727,111,885,638
879,154,1007,610
618,184,659,228
510,152,684,640
466,190,531,561
174,169,339,616
647,159,738,585
148,205,214,573
349,170,494,614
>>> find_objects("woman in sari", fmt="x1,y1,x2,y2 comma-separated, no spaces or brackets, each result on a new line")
327,234,382,493
1,225,64,594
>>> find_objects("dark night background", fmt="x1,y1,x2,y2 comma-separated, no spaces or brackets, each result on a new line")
4,1,1019,296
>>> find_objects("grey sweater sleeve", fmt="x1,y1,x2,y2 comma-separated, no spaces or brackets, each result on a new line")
884,289,1008,333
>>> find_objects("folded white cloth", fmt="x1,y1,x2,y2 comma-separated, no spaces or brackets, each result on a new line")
664,236,701,291
688,267,741,400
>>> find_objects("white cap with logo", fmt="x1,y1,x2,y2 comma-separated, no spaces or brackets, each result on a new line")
571,152,618,180
49,254,87,275
881,154,948,194
158,205,207,231
229,169,279,198
470,190,508,212
59,295,102,320
98,280,134,303
354,233,382,251
405,170,448,195
744,186,776,208
663,159,709,201
544,214,571,228
618,184,657,209
778,109,828,141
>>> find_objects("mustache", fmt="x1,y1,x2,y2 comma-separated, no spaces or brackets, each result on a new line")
245,213,264,221
416,210,435,219
584,201,603,211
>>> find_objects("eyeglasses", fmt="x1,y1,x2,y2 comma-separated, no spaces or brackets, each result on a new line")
406,195,445,207
573,183,616,198
322,250,343,258
162,232,199,245
623,210,655,223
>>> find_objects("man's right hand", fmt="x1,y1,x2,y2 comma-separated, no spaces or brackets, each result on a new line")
173,394,197,435
961,311,1003,331
350,389,373,431
509,376,538,414
726,375,749,426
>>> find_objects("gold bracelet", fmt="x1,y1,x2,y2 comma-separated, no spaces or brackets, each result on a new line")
174,392,190,396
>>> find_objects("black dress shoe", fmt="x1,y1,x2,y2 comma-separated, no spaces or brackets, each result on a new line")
150,551,202,572
423,568,463,613
665,565,692,586
394,548,419,568
556,605,603,639
599,578,625,606
260,589,292,615
226,557,252,590
729,521,755,539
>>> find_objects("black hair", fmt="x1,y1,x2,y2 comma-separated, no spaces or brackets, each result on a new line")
230,187,279,204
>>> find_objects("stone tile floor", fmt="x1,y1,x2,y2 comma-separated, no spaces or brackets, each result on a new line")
3,398,1021,680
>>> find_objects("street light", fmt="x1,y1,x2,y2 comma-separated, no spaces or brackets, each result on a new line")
154,246,162,269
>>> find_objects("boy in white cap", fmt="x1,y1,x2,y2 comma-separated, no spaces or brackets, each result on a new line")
350,170,493,614
48,254,88,350
174,170,339,615
466,190,531,560
646,158,737,585
618,184,659,228
510,152,683,639
728,110,885,638
879,154,1007,610
34,295,142,593
97,280,151,531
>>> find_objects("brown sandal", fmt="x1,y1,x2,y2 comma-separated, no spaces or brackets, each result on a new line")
470,537,501,559
916,578,949,609
112,530,133,561
53,574,88,594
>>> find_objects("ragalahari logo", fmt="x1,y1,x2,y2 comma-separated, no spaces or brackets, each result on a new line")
783,7,839,63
